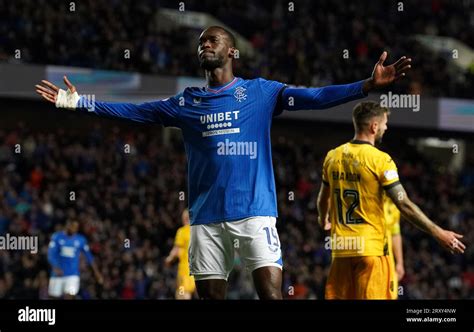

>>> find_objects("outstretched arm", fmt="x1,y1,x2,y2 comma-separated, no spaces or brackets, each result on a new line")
386,183,466,254
35,76,180,126
280,52,412,111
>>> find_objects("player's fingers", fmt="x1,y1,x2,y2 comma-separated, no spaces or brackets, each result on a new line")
41,80,59,92
453,233,463,238
35,84,55,95
35,87,54,100
63,75,76,92
41,92,56,103
392,56,406,68
394,72,406,81
378,51,387,65
394,57,411,70
397,65,411,74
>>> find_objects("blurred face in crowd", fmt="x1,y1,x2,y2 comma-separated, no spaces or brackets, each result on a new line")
181,209,190,226
66,220,80,235
197,27,234,70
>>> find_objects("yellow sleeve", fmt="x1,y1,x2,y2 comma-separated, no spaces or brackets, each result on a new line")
322,150,333,186
174,227,185,248
390,221,401,236
377,152,400,189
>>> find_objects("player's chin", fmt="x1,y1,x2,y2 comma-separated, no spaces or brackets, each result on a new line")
199,58,222,70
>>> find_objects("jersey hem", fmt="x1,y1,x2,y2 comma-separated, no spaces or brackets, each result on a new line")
191,211,278,225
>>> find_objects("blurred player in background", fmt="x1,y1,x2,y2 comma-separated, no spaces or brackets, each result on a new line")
317,101,466,299
47,219,103,299
384,196,404,299
36,26,411,299
165,209,196,299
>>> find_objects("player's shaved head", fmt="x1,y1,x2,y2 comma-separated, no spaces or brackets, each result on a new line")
203,26,236,47
352,101,390,133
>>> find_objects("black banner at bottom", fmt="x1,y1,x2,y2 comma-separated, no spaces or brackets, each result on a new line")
0,300,472,331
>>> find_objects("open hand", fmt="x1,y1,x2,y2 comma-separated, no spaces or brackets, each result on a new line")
363,52,412,92
35,76,76,104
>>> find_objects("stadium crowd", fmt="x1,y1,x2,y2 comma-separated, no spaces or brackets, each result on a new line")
1,0,473,98
0,123,472,299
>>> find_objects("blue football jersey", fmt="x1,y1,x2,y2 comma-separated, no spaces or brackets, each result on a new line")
82,77,285,225
47,231,94,276
78,77,366,225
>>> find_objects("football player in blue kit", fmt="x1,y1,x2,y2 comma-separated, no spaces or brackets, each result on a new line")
48,220,103,298
36,26,411,299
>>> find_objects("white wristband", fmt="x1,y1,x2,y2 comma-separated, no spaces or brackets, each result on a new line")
56,88,80,109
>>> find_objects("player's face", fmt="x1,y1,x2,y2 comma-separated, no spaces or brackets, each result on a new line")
197,29,231,70
67,221,80,234
375,113,388,144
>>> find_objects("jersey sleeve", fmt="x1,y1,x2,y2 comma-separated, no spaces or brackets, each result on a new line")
390,221,401,236
321,150,334,186
77,93,183,127
256,78,287,116
174,228,185,248
47,233,61,268
81,237,94,265
280,80,366,112
377,153,400,189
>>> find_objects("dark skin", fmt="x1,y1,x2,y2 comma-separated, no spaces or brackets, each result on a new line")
36,26,413,300
195,27,411,300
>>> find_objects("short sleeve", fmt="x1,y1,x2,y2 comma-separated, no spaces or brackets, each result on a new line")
322,150,333,186
390,221,401,236
377,153,400,189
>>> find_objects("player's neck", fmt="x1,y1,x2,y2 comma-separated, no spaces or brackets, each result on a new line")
353,134,374,146
205,67,234,88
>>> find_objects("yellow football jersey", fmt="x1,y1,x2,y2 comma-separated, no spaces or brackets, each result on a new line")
174,224,191,277
322,140,400,257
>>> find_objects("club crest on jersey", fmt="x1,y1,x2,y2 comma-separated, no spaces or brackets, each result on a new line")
193,97,201,104
234,86,247,102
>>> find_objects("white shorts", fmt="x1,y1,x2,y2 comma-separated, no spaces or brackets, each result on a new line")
48,276,80,297
189,216,282,281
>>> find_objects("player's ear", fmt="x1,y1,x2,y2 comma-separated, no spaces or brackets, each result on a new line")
229,47,239,59
370,120,378,134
